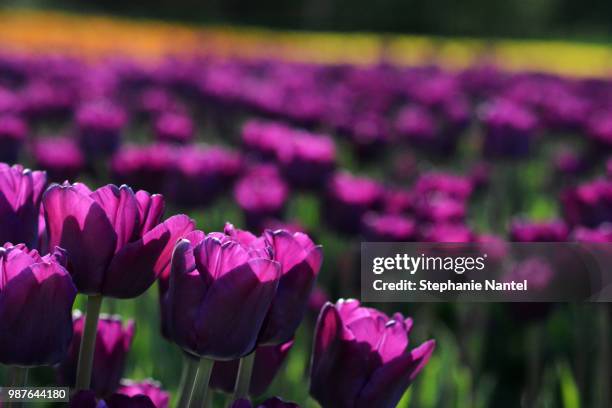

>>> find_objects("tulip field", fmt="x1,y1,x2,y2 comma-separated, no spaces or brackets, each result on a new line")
1,9,612,408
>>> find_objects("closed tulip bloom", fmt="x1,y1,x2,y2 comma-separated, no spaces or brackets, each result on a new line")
210,339,294,396
76,101,127,159
561,179,612,228
0,244,76,366
111,144,178,194
153,112,194,145
0,114,27,163
586,111,612,146
31,136,85,183
395,105,437,144
43,182,194,297
229,397,300,408
422,223,474,242
167,231,281,360
255,229,322,345
362,212,417,242
572,225,612,242
310,300,435,408
0,163,46,248
481,99,538,159
59,314,135,397
276,132,336,189
241,120,286,160
510,219,569,242
413,172,473,201
117,379,169,408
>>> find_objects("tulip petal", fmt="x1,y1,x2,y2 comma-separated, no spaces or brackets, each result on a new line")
91,185,140,251
192,259,280,359
43,184,116,293
356,340,436,408
135,191,165,235
0,261,76,366
193,238,252,283
102,215,194,298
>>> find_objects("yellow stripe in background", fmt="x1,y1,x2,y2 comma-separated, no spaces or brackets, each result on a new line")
0,9,610,77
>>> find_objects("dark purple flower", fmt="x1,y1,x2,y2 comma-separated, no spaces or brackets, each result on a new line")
413,172,473,201
20,81,75,121
59,314,135,398
43,182,195,297
234,165,289,232
586,110,612,146
111,144,178,193
362,212,417,241
481,99,538,159
324,172,383,234
166,145,242,208
167,230,280,360
395,105,437,144
136,88,184,120
31,137,85,183
229,397,300,408
510,219,569,242
0,163,46,248
76,101,127,159
117,379,169,408
276,133,336,189
414,196,466,224
256,227,323,345
0,244,76,366
561,179,612,228
210,339,294,396
0,115,27,163
422,223,474,242
310,299,435,408
153,112,194,145
241,120,286,160
553,149,584,176
572,225,612,242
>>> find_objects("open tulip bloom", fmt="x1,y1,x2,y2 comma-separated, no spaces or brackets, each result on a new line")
310,299,435,408
42,181,194,391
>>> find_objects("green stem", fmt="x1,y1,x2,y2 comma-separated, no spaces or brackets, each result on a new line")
8,366,28,408
233,352,256,401
594,305,610,408
177,356,199,408
188,358,214,408
75,295,103,390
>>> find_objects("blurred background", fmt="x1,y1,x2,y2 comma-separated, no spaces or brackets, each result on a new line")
0,2,610,408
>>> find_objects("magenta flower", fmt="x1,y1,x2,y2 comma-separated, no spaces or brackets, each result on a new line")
234,165,289,232
276,132,336,189
561,179,612,228
117,379,169,408
510,219,569,242
0,244,76,366
70,389,157,408
255,228,323,345
58,314,135,397
31,136,85,182
0,163,47,248
210,339,294,396
422,223,474,242
167,229,281,360
76,101,127,159
362,212,417,242
572,225,612,242
111,144,178,194
310,300,435,408
229,397,300,408
153,112,194,145
481,99,538,159
42,182,194,297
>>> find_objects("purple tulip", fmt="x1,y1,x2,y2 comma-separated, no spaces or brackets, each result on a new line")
42,182,195,297
553,149,584,177
153,112,194,145
210,339,294,395
422,223,474,242
395,105,437,144
136,87,184,120
572,225,612,242
241,120,286,160
481,99,538,159
0,163,46,248
257,228,323,345
561,179,612,228
76,101,127,159
229,397,300,408
111,144,178,193
59,314,135,397
31,136,85,182
362,212,417,241
586,111,612,146
324,172,383,234
415,195,466,224
0,244,76,366
234,165,289,232
0,115,27,163
276,132,336,189
117,379,169,408
413,172,473,201
20,81,75,121
510,219,569,242
310,299,435,408
167,230,281,360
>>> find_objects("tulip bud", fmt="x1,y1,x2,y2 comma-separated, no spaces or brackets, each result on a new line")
481,99,538,159
31,136,85,183
362,212,417,242
58,313,135,397
209,339,294,396
0,163,46,248
153,112,194,145
167,230,280,360
76,101,127,159
43,182,194,297
111,144,178,194
310,300,435,408
0,244,76,366
510,219,569,242
117,379,169,408
254,228,323,345
561,179,612,228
